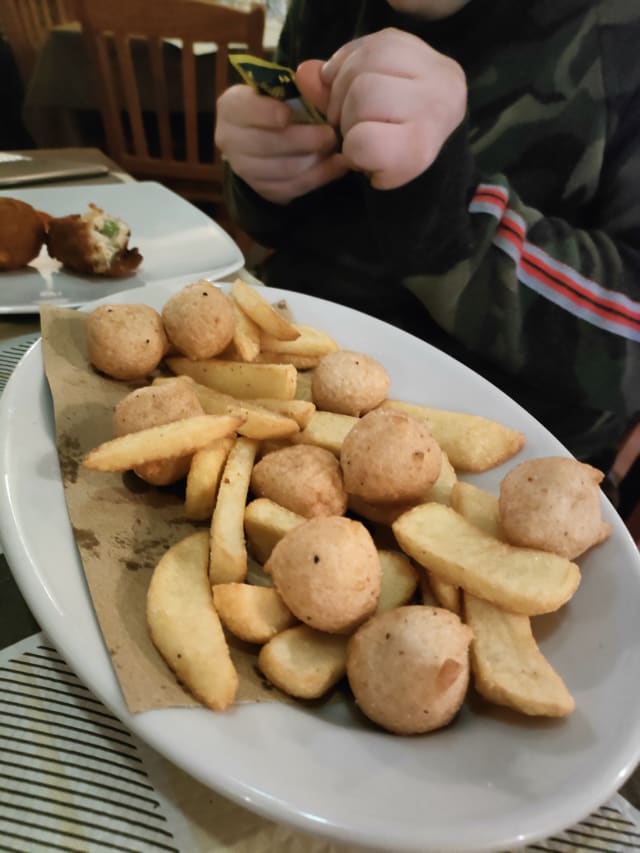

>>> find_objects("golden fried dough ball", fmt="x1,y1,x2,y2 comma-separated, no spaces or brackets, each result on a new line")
113,378,204,485
86,303,169,380
47,204,142,277
499,456,612,559
311,350,390,416
161,281,235,360
0,197,46,270
266,516,381,634
341,408,442,504
251,444,347,517
347,606,473,734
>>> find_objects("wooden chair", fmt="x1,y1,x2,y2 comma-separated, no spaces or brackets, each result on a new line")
0,0,75,85
73,0,265,208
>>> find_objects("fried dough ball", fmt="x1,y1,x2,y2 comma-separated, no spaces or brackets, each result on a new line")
341,408,442,504
47,204,142,277
0,197,46,269
311,350,390,416
161,281,235,360
266,516,381,634
86,303,169,380
113,378,204,485
251,444,347,517
347,606,473,734
499,456,612,560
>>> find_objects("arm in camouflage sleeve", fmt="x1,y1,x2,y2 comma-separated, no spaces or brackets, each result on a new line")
362,95,640,424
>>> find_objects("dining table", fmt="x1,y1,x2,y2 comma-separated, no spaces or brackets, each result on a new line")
1,146,640,853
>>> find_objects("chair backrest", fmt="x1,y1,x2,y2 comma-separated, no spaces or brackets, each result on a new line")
74,0,265,205
1,0,75,85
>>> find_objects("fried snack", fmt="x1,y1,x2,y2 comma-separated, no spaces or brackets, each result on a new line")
376,550,419,613
86,303,169,381
464,593,574,717
251,444,348,518
346,606,473,735
266,516,381,634
209,437,258,584
113,379,204,485
212,583,297,644
260,324,339,358
292,410,357,456
251,397,316,429
450,481,504,539
166,356,297,400
231,298,261,362
244,498,305,563
312,350,390,416
47,204,142,276
499,456,612,559
341,408,442,504
429,575,461,615
146,531,238,711
162,281,235,360
0,197,46,269
392,503,581,616
184,437,235,520
254,351,321,369
295,370,313,401
258,625,349,700
230,277,300,341
83,413,244,472
380,400,525,472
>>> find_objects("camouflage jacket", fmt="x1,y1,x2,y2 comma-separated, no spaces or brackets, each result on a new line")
224,0,640,462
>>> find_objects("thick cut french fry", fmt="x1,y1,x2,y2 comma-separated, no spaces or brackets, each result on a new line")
380,400,525,472
82,414,244,472
146,531,238,711
377,550,419,613
429,574,461,615
209,437,259,584
230,298,261,362
292,410,357,456
184,437,235,521
230,278,300,341
392,503,581,616
258,625,349,700
260,324,339,357
295,370,313,402
166,356,297,401
212,583,297,644
244,498,305,564
251,397,316,429
450,481,504,539
464,593,575,717
255,352,321,369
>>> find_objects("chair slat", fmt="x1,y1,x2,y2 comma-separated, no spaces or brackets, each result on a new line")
148,39,173,160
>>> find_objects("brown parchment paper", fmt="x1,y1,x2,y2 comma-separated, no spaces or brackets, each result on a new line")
40,303,291,714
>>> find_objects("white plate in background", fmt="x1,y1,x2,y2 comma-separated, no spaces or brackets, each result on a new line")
0,182,243,313
1,281,640,853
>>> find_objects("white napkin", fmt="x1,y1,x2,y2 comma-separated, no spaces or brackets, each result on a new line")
1,633,639,853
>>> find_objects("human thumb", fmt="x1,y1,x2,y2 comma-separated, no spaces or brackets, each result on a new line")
296,59,331,116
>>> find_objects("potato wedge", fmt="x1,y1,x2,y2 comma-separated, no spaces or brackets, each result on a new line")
258,625,349,699
230,277,300,341
260,324,339,357
450,481,504,539
292,410,357,456
166,356,297,401
231,298,261,362
464,593,574,717
380,400,525,472
184,437,235,521
392,503,580,616
209,437,259,584
212,583,297,644
146,531,238,711
82,414,244,472
377,550,419,613
244,498,305,564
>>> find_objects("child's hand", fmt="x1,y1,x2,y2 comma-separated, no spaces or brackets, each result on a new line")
215,84,347,205
296,28,467,190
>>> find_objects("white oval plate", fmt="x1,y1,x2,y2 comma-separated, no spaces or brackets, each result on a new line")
0,182,244,313
1,280,640,853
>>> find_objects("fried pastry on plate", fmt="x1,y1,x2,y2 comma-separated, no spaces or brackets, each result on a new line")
0,197,46,270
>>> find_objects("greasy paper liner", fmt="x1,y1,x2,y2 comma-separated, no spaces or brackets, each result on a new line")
40,303,300,713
